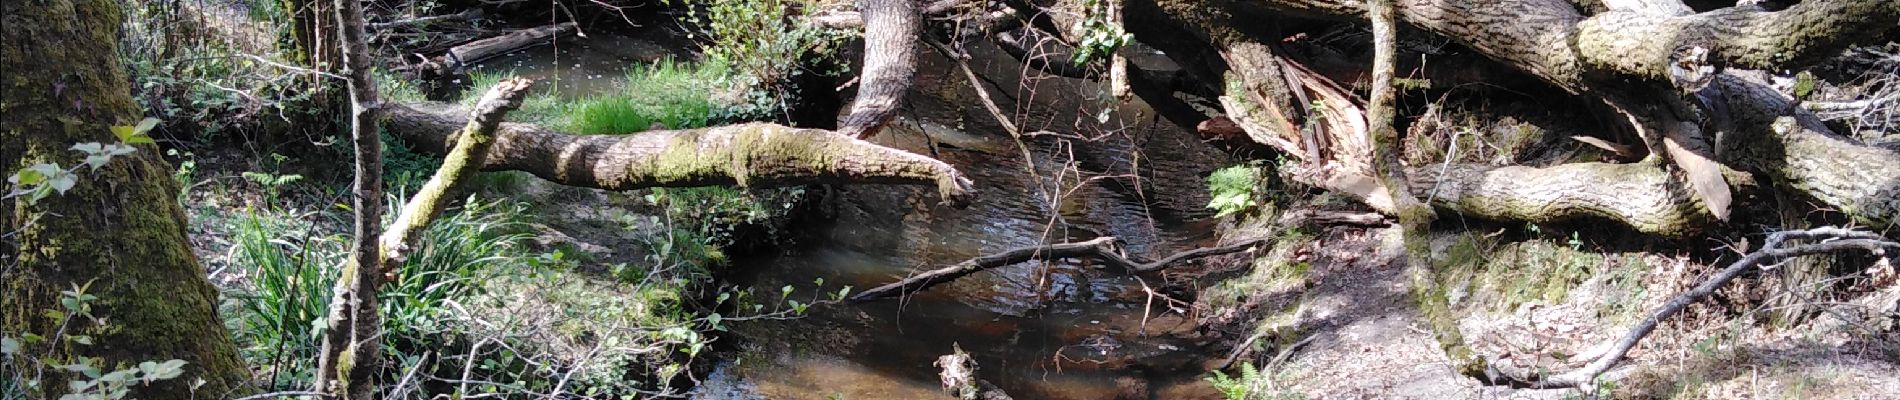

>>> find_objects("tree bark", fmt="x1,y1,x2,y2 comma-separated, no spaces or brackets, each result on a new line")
1,1,251,398
1141,0,1899,230
837,0,920,139
1366,0,1489,378
384,104,977,205
314,0,386,396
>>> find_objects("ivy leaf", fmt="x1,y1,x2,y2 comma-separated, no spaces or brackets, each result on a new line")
71,142,104,154
82,154,111,171
10,163,59,186
46,169,77,194
110,118,160,145
150,360,187,380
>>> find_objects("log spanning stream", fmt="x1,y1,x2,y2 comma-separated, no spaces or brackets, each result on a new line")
474,32,1232,399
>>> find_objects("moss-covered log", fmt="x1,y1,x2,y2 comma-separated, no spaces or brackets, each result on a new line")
1409,163,1709,235
1,1,252,398
384,104,975,204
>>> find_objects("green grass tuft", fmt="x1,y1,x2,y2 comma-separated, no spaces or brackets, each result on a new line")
461,59,747,136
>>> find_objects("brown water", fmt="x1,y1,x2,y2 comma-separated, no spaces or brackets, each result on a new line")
695,42,1233,399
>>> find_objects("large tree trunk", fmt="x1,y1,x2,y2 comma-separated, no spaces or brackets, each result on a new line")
0,1,252,399
837,0,920,139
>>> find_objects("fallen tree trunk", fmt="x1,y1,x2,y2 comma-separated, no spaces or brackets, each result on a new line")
1711,74,1900,230
444,22,573,68
400,22,576,79
1409,162,1710,236
383,104,975,205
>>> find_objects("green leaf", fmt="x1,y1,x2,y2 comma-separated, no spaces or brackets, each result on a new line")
97,370,133,384
13,163,61,186
151,360,186,380
105,143,135,156
46,169,76,194
111,125,135,143
126,117,160,144
69,335,91,345
71,142,104,154
82,155,111,171
1,336,19,354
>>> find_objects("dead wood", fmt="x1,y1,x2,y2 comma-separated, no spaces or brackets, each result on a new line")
849,237,1269,302
401,22,575,78
383,103,976,205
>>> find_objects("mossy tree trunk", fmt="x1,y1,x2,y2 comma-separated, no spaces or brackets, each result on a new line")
1,0,252,399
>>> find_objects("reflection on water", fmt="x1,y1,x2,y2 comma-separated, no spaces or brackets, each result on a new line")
465,29,691,98
475,29,1235,399
698,114,1230,398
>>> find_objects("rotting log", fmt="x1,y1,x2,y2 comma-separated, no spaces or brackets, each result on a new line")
404,22,576,78
1711,74,1900,230
446,22,574,67
383,104,975,205
1097,0,1899,232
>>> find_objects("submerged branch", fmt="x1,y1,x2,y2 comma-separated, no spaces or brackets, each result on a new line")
849,236,1271,302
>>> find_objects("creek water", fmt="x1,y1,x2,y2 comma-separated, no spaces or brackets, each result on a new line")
474,32,1231,399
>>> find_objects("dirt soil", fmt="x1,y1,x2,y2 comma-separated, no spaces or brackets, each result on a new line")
1212,223,1900,400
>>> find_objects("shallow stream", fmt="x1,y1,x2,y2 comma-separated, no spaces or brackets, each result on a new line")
474,31,1232,399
